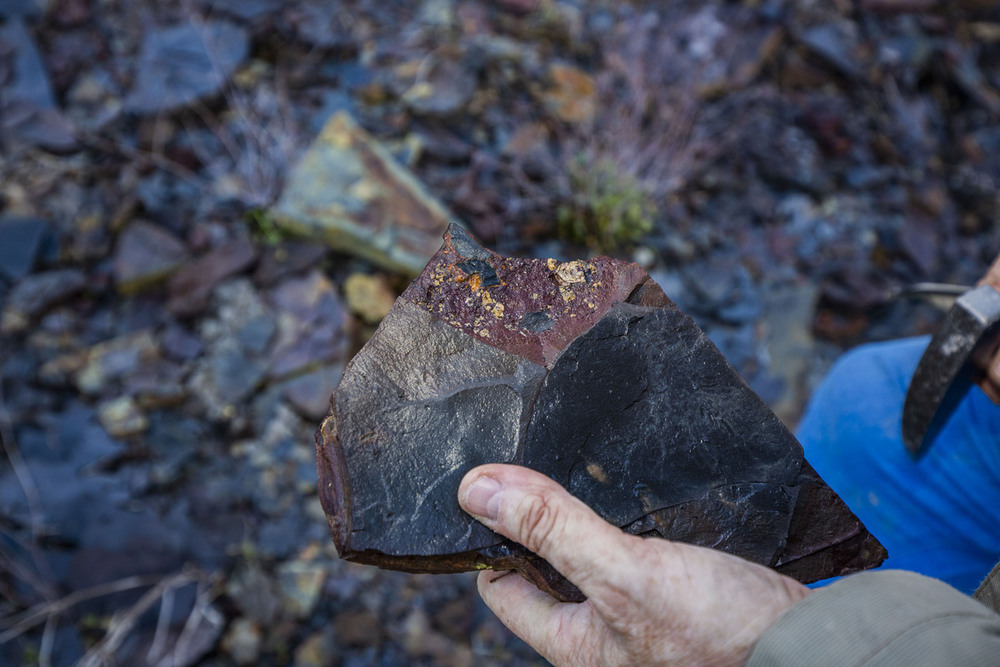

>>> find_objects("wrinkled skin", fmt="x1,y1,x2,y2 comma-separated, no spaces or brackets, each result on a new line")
459,464,811,666
977,254,1000,403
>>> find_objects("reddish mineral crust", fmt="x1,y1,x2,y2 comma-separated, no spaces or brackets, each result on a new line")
401,225,670,366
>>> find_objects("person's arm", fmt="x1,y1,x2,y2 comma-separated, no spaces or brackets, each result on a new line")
748,569,1000,665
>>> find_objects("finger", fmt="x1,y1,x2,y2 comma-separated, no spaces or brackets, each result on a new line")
459,464,643,608
978,255,1000,292
977,377,1000,405
476,570,595,665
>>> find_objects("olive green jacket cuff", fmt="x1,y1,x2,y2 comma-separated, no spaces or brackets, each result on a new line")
747,570,1000,666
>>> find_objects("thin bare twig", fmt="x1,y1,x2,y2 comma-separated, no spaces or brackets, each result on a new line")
145,581,175,662
79,569,219,667
154,577,222,667
0,384,56,601
38,615,55,667
0,573,166,643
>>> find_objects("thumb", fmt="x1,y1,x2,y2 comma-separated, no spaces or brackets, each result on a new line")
459,464,641,605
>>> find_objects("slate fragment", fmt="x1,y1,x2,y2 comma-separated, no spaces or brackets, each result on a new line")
113,220,190,294
125,21,249,114
0,269,86,334
167,240,257,317
0,19,78,151
0,216,50,282
271,111,460,276
316,225,886,602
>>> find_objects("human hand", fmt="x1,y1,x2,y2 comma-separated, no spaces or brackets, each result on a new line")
458,464,811,666
977,253,1000,403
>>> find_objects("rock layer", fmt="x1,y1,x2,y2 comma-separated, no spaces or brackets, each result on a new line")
316,225,886,601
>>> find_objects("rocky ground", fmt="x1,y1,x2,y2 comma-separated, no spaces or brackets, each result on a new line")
1,0,999,665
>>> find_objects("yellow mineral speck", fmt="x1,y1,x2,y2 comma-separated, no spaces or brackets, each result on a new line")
547,258,558,271
587,302,595,308
481,291,494,306
478,329,490,337
586,462,608,483
531,293,538,300
554,260,586,285
469,274,483,292
492,303,505,318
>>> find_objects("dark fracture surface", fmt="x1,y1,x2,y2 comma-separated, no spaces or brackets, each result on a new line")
317,226,887,602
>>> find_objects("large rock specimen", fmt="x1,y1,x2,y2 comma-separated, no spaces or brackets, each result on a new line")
316,225,886,601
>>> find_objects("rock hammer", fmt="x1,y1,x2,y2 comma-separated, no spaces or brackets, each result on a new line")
902,283,1000,457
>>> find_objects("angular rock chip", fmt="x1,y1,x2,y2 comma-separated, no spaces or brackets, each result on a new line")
0,216,50,282
125,21,249,114
271,111,460,276
167,240,257,317
113,220,189,294
316,225,886,601
0,269,86,334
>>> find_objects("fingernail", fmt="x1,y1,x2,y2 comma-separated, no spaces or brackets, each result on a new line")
463,476,501,521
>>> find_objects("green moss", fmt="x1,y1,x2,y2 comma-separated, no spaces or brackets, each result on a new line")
557,157,656,253
474,562,493,571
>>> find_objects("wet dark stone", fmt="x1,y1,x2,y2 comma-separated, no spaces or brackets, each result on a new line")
125,21,249,114
266,271,350,380
253,241,328,286
0,268,87,334
113,220,190,294
0,19,77,151
281,365,342,420
0,0,42,18
167,240,258,317
798,23,862,79
0,216,50,282
237,315,276,355
316,227,886,602
209,347,267,406
162,324,204,361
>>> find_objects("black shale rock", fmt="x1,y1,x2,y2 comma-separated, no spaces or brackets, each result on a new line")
316,225,886,601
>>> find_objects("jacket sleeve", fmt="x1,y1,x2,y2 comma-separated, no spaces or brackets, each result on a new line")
747,570,1000,666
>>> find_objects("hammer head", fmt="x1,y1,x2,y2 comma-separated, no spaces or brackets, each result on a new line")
902,284,1000,457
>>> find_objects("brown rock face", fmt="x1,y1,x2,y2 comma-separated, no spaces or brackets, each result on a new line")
316,225,886,602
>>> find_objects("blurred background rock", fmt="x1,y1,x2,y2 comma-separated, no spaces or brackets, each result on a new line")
1,0,999,664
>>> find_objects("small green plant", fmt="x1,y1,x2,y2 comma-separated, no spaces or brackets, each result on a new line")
245,208,286,245
556,157,657,253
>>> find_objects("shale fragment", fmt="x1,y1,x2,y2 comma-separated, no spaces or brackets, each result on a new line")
316,225,886,602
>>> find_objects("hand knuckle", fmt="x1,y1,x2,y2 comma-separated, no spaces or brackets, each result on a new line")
517,491,563,554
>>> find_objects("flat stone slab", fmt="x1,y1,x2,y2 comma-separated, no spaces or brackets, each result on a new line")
316,225,886,601
272,111,460,276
